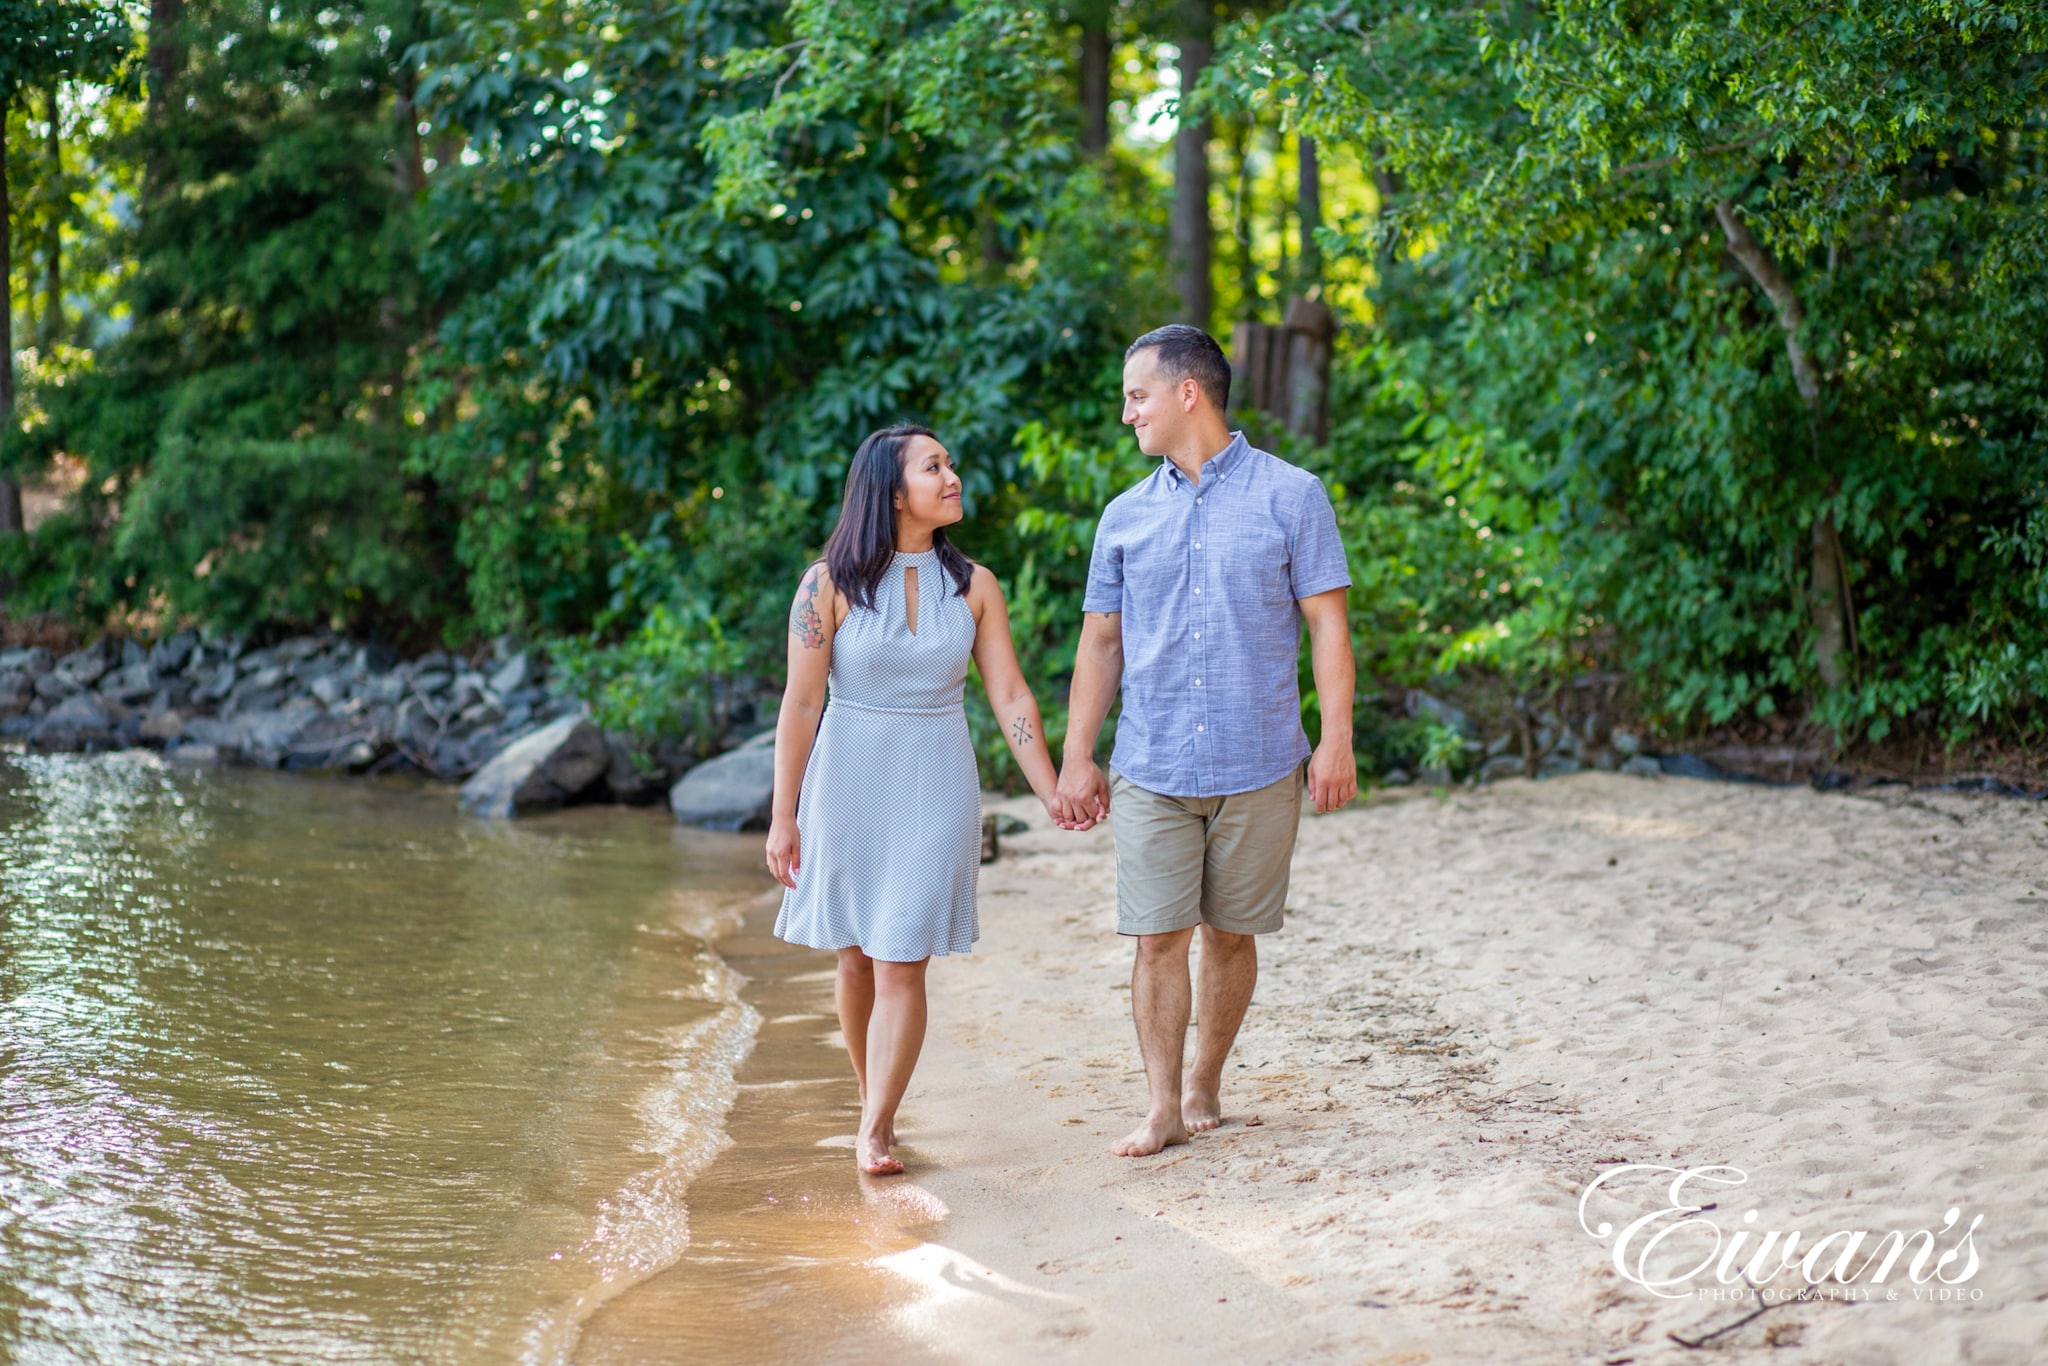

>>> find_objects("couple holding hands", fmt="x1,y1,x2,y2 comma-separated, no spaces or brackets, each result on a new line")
765,324,1358,1176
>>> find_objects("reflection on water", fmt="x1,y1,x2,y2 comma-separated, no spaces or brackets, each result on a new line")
0,753,770,1364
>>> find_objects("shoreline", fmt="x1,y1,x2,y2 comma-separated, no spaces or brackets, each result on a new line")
604,771,2046,1362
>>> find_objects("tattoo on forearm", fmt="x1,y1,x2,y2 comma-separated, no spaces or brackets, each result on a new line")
789,574,824,648
1011,716,1034,746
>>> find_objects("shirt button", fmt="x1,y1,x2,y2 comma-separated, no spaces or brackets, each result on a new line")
1193,541,1201,549
1193,632,1200,639
1195,679,1203,686
1196,498,1203,505
1193,587,1201,595
1196,724,1205,732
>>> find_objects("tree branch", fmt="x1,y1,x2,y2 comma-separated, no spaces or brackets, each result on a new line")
1714,198,1821,405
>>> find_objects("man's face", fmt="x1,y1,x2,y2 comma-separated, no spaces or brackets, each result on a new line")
1121,350,1194,456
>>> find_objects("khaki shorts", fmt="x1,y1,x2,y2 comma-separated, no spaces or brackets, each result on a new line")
1108,764,1306,937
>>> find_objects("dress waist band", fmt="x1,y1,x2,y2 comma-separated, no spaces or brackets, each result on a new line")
826,697,965,718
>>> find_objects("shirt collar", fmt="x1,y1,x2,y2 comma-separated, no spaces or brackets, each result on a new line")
1162,430,1251,489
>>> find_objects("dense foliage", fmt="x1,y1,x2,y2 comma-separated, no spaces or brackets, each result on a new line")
5,0,2045,772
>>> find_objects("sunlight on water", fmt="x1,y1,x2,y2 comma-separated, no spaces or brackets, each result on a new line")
0,754,769,1364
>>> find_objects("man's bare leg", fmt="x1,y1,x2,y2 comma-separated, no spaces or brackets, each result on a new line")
1184,926,1257,1131
1113,927,1195,1156
859,957,929,1174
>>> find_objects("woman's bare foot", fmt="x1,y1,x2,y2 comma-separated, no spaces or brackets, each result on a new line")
1111,1112,1189,1157
858,1128,904,1175
1181,1084,1222,1132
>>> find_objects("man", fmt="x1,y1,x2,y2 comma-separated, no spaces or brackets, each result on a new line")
1056,324,1357,1157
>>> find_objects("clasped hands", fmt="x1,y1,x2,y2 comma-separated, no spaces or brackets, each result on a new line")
1042,756,1111,832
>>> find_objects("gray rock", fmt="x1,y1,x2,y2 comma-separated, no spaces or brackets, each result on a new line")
670,738,777,831
412,669,451,697
0,715,38,739
168,743,222,766
488,653,531,696
149,629,199,675
0,671,32,711
140,711,186,744
416,650,454,674
1406,689,1476,737
1417,765,1454,788
1658,752,1729,782
1479,753,1526,782
1611,729,1641,756
0,646,53,675
183,708,317,767
120,638,146,669
58,644,111,686
361,671,406,704
102,662,157,702
200,663,239,701
240,664,288,694
1621,755,1663,778
458,715,610,819
34,693,113,750
601,732,667,803
1484,733,1515,758
1538,756,1583,779
34,671,82,702
310,674,349,706
993,813,1030,836
1381,767,1413,786
276,635,327,662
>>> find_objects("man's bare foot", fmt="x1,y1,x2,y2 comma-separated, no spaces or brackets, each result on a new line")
1111,1113,1189,1157
1182,1085,1222,1133
857,1130,904,1175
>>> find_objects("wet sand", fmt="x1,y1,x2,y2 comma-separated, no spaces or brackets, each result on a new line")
584,772,2048,1364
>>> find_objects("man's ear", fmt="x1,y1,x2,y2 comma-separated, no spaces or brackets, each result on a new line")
1181,378,1202,413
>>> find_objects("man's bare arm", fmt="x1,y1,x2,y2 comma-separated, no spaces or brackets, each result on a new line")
1299,587,1357,813
1056,611,1123,825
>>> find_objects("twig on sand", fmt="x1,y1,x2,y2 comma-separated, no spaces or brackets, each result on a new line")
1667,1276,1826,1350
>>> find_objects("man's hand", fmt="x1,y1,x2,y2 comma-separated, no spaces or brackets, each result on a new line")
1054,756,1111,831
1306,739,1358,814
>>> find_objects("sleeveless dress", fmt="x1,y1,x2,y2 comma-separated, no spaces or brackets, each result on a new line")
773,548,982,962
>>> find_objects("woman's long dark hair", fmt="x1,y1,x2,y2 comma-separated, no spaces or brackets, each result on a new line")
821,423,974,610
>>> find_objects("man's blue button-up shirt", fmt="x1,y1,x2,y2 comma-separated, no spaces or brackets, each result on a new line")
1083,432,1351,798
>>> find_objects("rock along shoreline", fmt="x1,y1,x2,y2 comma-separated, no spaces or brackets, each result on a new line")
0,630,783,828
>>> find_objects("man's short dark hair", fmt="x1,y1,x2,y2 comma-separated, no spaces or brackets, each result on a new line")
1125,324,1230,412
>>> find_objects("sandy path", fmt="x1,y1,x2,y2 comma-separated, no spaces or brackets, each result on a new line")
882,772,2048,1363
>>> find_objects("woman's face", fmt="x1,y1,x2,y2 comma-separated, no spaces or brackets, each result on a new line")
894,434,964,528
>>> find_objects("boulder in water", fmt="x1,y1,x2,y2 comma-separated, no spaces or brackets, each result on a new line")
669,731,776,831
459,715,610,818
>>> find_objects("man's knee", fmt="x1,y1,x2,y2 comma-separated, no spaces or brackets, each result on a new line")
1133,927,1196,962
1199,924,1257,956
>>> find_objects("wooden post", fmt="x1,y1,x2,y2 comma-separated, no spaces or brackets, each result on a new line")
1283,296,1334,443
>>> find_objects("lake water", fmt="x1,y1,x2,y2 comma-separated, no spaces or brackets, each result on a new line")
0,752,776,1364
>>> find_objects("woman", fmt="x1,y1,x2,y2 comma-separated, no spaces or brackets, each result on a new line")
766,423,1064,1176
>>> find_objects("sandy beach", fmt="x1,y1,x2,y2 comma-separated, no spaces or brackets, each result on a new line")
586,771,2047,1364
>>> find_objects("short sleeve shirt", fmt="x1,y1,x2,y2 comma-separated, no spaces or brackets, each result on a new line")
1083,432,1351,798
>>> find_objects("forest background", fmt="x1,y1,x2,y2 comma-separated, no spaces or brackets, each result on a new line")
4,0,2045,787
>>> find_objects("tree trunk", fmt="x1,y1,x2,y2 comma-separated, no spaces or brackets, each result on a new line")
1169,0,1213,327
1297,133,1322,288
1714,198,1851,690
146,0,183,196
1078,3,1110,157
40,85,63,350
1229,118,1257,318
0,104,23,535
394,63,424,197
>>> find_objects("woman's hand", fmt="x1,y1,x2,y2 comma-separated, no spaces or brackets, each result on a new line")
765,815,801,888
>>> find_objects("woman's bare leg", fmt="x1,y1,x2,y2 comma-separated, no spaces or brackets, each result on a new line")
836,948,876,1119
858,957,930,1174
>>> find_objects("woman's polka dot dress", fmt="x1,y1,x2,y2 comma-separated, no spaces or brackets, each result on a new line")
774,548,981,962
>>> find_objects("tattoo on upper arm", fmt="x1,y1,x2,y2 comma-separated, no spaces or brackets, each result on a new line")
790,572,825,648
1011,715,1034,746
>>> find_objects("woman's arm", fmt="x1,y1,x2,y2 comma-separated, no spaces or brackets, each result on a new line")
967,566,1062,819
766,562,839,887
